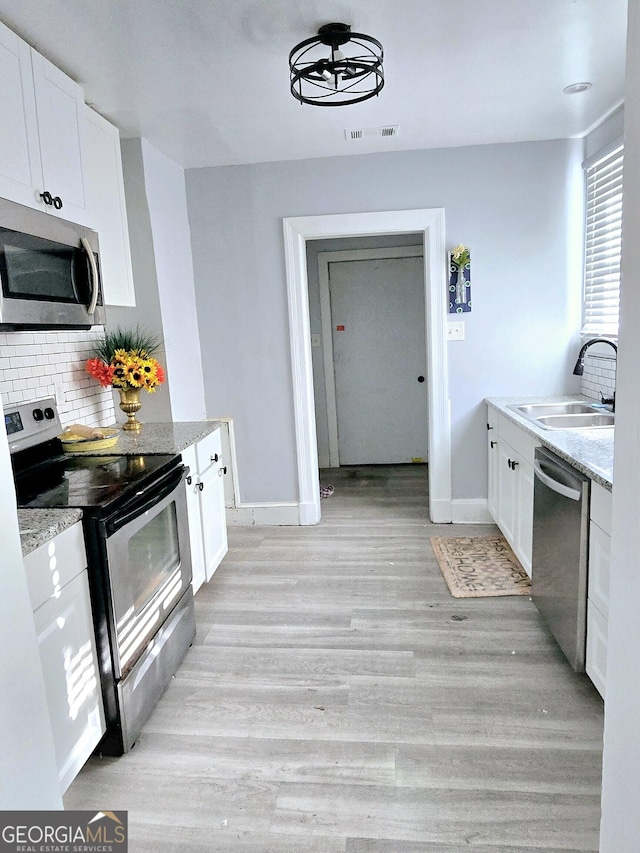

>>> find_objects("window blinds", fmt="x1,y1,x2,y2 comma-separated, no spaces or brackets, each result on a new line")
583,143,624,338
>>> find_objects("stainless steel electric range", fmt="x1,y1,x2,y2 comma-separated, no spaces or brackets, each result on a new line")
8,398,196,755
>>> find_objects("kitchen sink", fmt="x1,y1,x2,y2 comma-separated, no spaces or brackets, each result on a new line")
513,402,602,417
534,413,615,430
508,401,614,430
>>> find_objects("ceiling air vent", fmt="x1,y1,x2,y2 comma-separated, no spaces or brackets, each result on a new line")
344,125,399,142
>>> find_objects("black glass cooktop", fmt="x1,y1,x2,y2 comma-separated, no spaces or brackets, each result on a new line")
15,451,179,512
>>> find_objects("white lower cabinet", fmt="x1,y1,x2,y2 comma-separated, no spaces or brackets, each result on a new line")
487,409,539,577
24,522,105,793
586,482,612,699
487,410,499,520
183,428,229,593
586,598,608,699
488,406,613,699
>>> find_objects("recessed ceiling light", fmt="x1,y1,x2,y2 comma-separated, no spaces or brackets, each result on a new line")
563,82,593,95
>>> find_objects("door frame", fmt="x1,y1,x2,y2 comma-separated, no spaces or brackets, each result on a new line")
318,245,425,468
282,208,451,525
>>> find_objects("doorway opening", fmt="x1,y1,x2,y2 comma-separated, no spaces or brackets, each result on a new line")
283,209,451,526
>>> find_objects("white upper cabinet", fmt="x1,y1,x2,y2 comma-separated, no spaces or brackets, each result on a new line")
31,50,87,223
0,20,87,224
83,107,136,306
0,21,42,208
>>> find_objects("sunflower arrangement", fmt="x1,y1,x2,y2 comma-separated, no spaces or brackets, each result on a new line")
86,327,166,392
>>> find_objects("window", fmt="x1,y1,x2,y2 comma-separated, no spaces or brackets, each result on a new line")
582,141,624,338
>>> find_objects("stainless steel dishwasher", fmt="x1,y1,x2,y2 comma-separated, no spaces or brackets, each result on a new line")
531,446,591,671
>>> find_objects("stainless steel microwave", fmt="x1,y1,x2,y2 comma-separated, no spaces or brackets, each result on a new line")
0,197,106,330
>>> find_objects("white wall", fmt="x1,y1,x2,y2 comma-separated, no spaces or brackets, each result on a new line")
112,138,206,423
0,399,61,809
186,139,584,504
599,1,640,848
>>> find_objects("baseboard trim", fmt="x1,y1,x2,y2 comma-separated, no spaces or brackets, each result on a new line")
429,497,452,524
226,502,302,526
451,498,493,524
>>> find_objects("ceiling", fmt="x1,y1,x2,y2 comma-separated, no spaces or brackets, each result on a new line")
0,0,628,170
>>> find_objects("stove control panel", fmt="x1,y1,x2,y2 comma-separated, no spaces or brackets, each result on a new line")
4,397,62,454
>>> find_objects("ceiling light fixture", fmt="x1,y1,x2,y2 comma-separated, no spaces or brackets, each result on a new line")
289,22,384,107
563,82,593,95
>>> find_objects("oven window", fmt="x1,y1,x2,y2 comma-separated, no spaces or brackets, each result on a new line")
127,502,181,613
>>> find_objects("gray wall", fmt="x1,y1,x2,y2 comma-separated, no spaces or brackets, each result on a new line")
112,138,206,423
111,139,173,423
186,139,584,504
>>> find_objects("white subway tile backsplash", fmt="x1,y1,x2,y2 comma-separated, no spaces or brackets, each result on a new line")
0,330,116,427
581,352,616,402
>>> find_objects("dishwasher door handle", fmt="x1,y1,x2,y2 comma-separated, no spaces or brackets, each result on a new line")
533,460,582,501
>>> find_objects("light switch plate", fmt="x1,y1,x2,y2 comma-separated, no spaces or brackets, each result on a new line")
447,321,465,341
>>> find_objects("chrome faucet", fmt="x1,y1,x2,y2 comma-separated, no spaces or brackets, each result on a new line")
572,338,617,411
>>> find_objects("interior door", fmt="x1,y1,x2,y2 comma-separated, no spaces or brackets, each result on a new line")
329,255,428,465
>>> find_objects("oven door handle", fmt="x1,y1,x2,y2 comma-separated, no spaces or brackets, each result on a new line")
104,465,188,536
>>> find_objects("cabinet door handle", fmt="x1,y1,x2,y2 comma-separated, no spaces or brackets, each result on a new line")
197,481,204,491
508,459,519,470
490,440,497,449
487,423,493,431
52,196,63,210
218,466,227,477
40,191,53,206
210,453,219,463
186,475,192,485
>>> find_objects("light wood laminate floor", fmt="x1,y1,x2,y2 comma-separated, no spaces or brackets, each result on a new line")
65,465,604,852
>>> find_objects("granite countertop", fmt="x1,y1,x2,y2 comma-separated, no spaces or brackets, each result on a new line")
18,420,224,556
66,420,225,456
485,395,614,490
18,508,83,557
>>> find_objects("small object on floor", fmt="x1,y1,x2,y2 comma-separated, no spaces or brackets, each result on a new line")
430,535,531,598
320,484,334,499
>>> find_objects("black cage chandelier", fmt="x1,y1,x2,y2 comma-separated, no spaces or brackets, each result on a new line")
289,22,384,106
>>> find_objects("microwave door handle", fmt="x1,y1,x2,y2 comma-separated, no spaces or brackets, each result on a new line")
80,237,99,315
